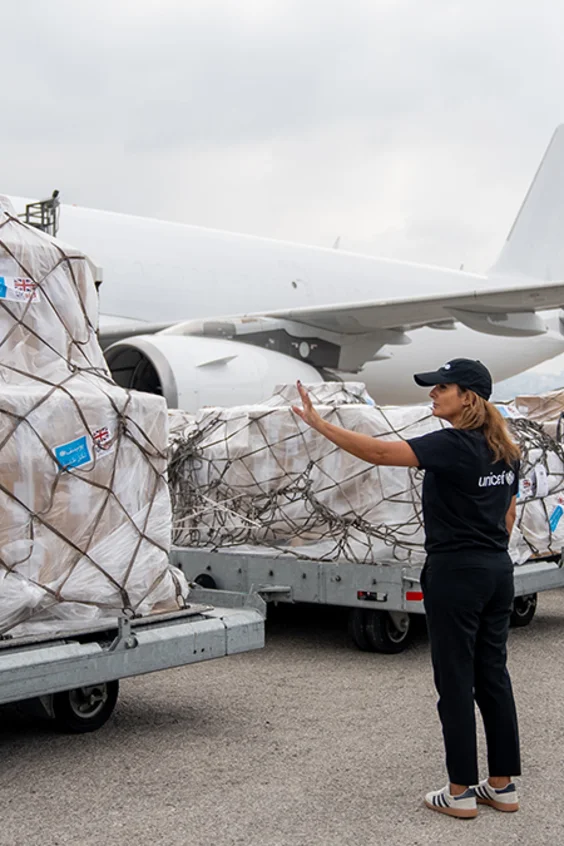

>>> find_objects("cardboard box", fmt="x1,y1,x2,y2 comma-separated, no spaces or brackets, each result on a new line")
0,211,106,383
0,375,188,637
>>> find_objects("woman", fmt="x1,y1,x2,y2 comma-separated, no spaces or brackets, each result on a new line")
292,358,521,819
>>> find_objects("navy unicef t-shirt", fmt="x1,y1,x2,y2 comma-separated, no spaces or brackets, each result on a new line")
407,428,519,554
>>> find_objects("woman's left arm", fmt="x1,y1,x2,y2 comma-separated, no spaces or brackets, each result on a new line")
506,496,517,536
292,381,419,468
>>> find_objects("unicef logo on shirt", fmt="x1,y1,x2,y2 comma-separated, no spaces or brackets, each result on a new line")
478,469,516,488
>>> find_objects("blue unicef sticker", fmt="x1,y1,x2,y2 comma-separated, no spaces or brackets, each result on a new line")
0,277,7,299
54,436,92,469
549,505,563,533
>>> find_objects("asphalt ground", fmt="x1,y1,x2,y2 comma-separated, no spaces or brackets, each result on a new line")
2,591,564,846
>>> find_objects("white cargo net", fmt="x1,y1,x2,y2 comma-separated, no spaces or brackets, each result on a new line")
169,383,564,566
0,205,188,638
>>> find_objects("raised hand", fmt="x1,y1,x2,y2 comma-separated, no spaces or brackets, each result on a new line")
292,381,323,430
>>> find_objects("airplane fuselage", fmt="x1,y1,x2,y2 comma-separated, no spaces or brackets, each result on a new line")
9,198,564,404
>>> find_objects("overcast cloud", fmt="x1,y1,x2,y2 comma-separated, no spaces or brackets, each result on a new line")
3,0,564,279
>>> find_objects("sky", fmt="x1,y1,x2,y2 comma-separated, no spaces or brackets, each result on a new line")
3,0,564,380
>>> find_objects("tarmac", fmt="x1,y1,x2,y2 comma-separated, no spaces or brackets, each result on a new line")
2,590,564,846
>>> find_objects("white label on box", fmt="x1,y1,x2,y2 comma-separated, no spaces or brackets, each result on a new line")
518,477,534,499
0,276,41,303
534,465,550,499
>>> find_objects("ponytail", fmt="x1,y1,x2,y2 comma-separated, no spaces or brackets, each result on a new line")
455,389,520,465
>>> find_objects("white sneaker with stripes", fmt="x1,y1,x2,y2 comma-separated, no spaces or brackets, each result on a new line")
474,779,519,812
424,785,478,818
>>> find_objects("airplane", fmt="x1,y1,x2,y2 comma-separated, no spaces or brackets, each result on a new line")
7,124,564,411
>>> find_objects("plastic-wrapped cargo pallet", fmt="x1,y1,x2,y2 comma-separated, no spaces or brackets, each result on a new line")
169,383,441,565
498,397,564,563
169,382,564,566
0,196,188,638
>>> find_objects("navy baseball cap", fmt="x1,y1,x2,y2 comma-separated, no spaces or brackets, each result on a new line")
413,358,492,400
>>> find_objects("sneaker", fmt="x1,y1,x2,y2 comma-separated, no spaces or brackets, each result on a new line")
474,779,519,812
424,785,478,819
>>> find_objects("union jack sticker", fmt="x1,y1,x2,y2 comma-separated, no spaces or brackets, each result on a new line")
0,275,41,303
92,426,113,454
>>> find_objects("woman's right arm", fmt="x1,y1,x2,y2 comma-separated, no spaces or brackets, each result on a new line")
292,381,419,468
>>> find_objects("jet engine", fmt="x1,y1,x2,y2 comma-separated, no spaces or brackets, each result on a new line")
104,334,322,411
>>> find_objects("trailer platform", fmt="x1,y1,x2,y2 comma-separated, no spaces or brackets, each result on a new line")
172,547,564,654
0,590,265,732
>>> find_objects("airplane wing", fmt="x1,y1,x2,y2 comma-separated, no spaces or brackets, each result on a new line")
252,279,564,370
97,315,172,349
263,280,564,334
168,279,564,372
103,279,564,373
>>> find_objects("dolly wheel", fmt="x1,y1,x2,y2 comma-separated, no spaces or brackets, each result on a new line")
52,681,119,733
510,594,537,628
194,573,217,589
348,608,371,651
364,609,413,654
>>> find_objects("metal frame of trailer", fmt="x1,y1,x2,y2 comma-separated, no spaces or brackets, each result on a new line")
171,547,564,654
0,588,265,733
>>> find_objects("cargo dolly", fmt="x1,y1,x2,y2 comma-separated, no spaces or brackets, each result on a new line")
172,546,564,654
0,588,265,733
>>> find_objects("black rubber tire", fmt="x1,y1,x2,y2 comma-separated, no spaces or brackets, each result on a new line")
364,609,413,654
194,573,217,589
348,608,371,651
510,594,537,628
52,681,119,734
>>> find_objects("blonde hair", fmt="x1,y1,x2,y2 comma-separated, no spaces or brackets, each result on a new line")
456,389,520,465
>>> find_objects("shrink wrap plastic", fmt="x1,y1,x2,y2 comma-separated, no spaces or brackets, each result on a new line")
170,383,564,566
0,202,188,638
0,197,106,385
505,412,564,564
169,385,443,564
511,389,564,439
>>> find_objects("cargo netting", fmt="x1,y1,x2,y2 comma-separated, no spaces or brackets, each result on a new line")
0,196,188,638
169,383,564,566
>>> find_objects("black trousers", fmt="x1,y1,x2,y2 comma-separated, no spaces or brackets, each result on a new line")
421,550,521,786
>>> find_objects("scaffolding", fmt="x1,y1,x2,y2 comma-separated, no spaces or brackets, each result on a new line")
19,190,60,237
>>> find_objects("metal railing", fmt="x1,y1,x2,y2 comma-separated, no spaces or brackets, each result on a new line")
19,190,60,236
